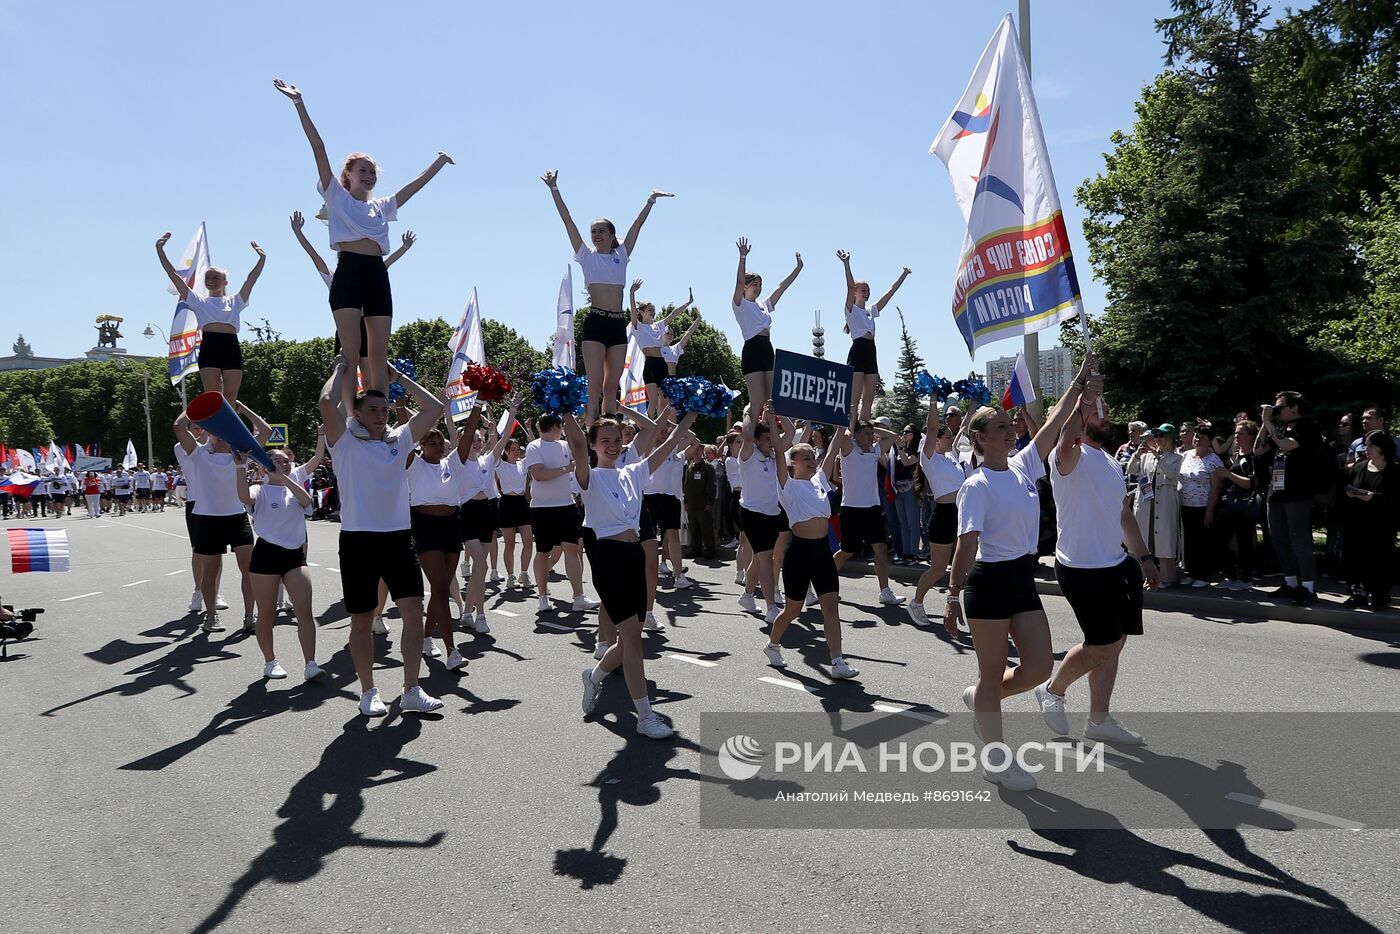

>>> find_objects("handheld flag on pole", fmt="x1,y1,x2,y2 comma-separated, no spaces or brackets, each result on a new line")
553,268,575,369
1000,352,1038,409
8,529,70,572
123,440,138,469
619,330,648,413
445,288,485,421
931,15,1084,358
167,222,210,385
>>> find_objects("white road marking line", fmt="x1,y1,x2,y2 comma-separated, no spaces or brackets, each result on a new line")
493,610,520,618
98,522,188,540
164,570,185,576
324,567,340,573
123,580,151,588
61,592,101,602
1224,793,1365,830
873,703,942,723
758,676,818,694
666,653,718,668
537,621,574,632
307,562,321,567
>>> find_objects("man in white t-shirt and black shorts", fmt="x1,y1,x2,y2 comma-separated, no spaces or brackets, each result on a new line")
525,413,599,615
832,419,906,606
1035,397,1159,746
321,356,445,717
151,467,169,510
134,465,152,512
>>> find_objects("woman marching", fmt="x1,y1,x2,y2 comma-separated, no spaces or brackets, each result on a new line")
733,238,803,411
235,448,325,682
907,400,970,626
495,431,535,591
765,414,858,679
569,408,700,740
406,411,468,672
273,78,453,416
836,250,911,423
629,281,693,416
541,170,673,422
156,235,265,403
943,353,1098,791
449,394,522,636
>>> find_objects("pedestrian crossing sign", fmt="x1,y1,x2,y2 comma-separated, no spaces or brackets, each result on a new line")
266,423,289,446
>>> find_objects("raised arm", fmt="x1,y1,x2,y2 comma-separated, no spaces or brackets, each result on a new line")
874,426,900,456
234,455,255,507
393,152,454,208
272,80,333,188
821,426,847,479
1054,395,1091,476
173,411,197,455
319,357,348,444
155,233,191,299
1030,353,1097,462
540,170,583,253
836,249,856,309
389,361,446,444
301,424,327,474
733,238,751,307
490,395,523,460
623,188,674,256
234,399,274,445
290,211,330,278
618,406,660,456
771,412,792,488
875,267,912,312
655,289,694,330
629,279,643,328
644,412,699,475
455,404,483,463
562,412,590,489
768,253,804,308
384,230,416,269
673,313,702,352
922,397,941,457
238,242,267,302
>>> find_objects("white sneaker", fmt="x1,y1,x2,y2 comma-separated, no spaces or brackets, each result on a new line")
188,591,203,612
1033,681,1070,735
400,685,444,714
303,661,325,681
215,595,229,610
644,612,662,631
538,595,552,615
506,574,517,589
763,643,787,668
360,688,387,718
673,574,692,590
572,595,600,612
372,615,389,635
764,605,781,625
738,592,759,614
518,572,533,589
201,612,224,633
242,614,257,634
422,637,441,659
962,685,976,711
983,749,1037,791
1178,575,1197,587
347,416,372,441
735,568,747,586
1190,578,1209,588
805,587,820,608
1084,715,1144,745
277,599,294,614
490,570,501,584
831,657,859,680
581,668,600,716
593,641,610,661
263,660,288,680
878,587,906,606
659,561,673,577
445,648,468,671
906,601,930,626
472,614,491,634
636,711,673,740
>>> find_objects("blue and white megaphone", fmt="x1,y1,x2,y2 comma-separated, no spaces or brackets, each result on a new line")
185,391,276,470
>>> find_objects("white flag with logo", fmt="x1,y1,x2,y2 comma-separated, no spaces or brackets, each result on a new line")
553,267,575,369
167,222,210,384
619,328,648,413
166,222,210,295
446,288,485,421
46,440,69,473
123,439,138,469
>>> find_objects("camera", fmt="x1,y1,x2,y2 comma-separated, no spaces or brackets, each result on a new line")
1,604,43,641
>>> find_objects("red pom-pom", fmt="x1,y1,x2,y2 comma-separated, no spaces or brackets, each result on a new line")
464,364,512,402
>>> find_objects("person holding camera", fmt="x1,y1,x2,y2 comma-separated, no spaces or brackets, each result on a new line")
1254,391,1330,606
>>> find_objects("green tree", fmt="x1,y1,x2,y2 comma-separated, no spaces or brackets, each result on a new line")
875,308,925,432
3,395,54,449
1314,176,1400,373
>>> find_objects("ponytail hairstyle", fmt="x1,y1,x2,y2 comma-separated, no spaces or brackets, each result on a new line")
592,218,620,251
341,152,378,190
967,405,1002,455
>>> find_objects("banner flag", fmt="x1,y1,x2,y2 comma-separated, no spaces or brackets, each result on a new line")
619,329,648,413
445,288,485,421
123,439,138,469
167,223,210,295
931,15,1083,357
553,267,575,369
770,350,855,425
166,222,210,385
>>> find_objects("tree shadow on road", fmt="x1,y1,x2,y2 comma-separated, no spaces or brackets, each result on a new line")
191,713,443,934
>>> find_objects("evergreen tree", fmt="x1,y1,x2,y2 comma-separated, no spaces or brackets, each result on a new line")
876,308,925,431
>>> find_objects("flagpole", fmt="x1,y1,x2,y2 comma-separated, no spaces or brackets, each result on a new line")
1014,0,1044,418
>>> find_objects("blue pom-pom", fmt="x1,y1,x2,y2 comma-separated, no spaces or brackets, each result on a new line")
952,377,992,407
661,376,735,418
917,371,953,402
388,358,417,403
531,367,589,415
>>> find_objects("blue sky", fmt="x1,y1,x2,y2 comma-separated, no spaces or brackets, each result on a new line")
3,1,1181,385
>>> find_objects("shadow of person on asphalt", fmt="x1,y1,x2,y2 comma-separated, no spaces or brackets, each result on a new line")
191,713,444,934
1002,789,1380,933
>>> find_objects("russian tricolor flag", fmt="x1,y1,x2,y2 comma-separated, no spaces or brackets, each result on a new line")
1001,352,1038,409
8,529,71,573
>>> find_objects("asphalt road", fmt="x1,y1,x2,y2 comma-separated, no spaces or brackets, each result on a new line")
3,510,1397,933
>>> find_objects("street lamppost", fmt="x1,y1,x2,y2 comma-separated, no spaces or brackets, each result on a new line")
143,323,186,407
114,358,154,468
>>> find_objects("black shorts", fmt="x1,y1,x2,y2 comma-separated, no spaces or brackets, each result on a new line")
927,501,959,546
783,534,839,600
458,499,495,544
333,315,370,360
134,488,149,499
412,508,462,554
488,498,501,532
185,502,198,540
644,493,682,533
191,512,255,556
498,493,530,529
741,334,775,375
964,554,1043,620
1055,557,1144,645
250,539,308,576
638,498,657,541
330,251,393,318
740,506,786,553
531,503,581,551
197,329,244,370
580,309,628,348
846,336,878,375
839,504,887,554
339,529,423,614
114,493,132,502
587,537,647,625
642,355,668,386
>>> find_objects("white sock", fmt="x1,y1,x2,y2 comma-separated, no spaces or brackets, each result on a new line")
590,663,608,686
831,655,845,665
632,696,653,718
1285,576,1299,587
1301,581,1315,592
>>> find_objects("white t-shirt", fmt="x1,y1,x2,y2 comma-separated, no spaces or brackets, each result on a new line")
249,482,307,550
839,445,883,508
1178,451,1224,508
408,455,459,508
581,462,651,538
724,455,741,488
134,470,151,490
151,471,168,491
661,343,681,367
634,320,665,351
173,443,198,501
495,458,527,496
182,291,247,331
957,445,1046,562
779,472,835,525
738,449,781,515
112,472,132,493
318,178,398,254
187,446,244,517
647,449,685,500
454,451,496,501
329,425,411,532
524,438,574,508
921,449,967,499
1050,445,1130,569
574,243,628,287
733,298,772,341
845,303,879,340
